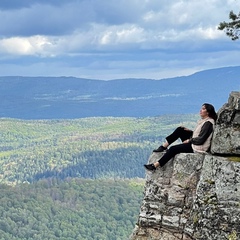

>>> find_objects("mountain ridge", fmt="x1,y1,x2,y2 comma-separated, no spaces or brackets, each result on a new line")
0,66,239,119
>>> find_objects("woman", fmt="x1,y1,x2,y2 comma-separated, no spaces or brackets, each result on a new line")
144,103,218,171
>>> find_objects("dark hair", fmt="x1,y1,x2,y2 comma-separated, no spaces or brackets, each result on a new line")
203,103,217,122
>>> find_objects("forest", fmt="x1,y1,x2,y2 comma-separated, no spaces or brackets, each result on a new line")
0,114,198,239
0,115,198,184
0,178,144,240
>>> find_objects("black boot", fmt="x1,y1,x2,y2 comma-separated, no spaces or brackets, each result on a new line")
153,145,167,152
144,164,156,171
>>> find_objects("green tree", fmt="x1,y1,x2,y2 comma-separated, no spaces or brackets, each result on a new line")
218,10,240,40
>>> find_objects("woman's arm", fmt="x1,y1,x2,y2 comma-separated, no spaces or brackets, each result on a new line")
189,121,213,145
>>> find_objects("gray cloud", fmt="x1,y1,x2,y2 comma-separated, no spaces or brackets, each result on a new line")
0,0,239,79
0,0,148,37
0,0,71,10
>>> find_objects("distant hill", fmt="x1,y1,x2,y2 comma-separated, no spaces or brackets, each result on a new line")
0,66,239,119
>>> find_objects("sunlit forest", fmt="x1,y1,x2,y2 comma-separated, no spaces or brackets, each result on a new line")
0,115,198,184
0,114,198,239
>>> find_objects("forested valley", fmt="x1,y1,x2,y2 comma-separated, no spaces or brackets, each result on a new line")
0,178,144,240
0,114,198,239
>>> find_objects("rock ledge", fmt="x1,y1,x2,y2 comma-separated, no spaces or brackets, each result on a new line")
130,92,240,240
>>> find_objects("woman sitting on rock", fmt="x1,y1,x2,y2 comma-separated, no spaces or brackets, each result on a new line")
144,103,218,171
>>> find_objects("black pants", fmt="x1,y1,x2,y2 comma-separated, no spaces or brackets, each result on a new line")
158,127,194,167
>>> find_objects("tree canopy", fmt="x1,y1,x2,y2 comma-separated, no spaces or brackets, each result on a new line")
218,10,240,40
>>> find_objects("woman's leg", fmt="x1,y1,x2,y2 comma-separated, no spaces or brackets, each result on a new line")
145,142,193,171
158,142,193,167
153,127,193,152
166,127,193,145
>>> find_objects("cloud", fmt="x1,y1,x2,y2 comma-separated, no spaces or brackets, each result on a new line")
0,0,239,79
0,36,54,56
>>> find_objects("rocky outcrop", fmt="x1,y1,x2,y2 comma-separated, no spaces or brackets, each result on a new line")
211,91,240,155
130,91,240,240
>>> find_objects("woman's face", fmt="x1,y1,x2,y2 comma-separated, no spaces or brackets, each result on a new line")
200,105,209,119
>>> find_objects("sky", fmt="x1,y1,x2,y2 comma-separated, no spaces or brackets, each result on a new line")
0,0,239,80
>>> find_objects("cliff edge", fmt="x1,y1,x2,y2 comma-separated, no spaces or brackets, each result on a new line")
130,91,240,240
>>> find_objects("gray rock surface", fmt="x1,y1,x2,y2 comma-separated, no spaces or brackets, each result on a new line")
130,91,240,240
211,91,240,155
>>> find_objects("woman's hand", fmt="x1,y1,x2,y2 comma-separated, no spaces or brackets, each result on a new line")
183,127,192,131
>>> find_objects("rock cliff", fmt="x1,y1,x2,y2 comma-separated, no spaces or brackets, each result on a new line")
130,91,240,240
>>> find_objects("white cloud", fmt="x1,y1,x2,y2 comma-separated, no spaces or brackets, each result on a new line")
99,25,145,45
0,0,239,79
0,36,54,56
196,27,223,40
